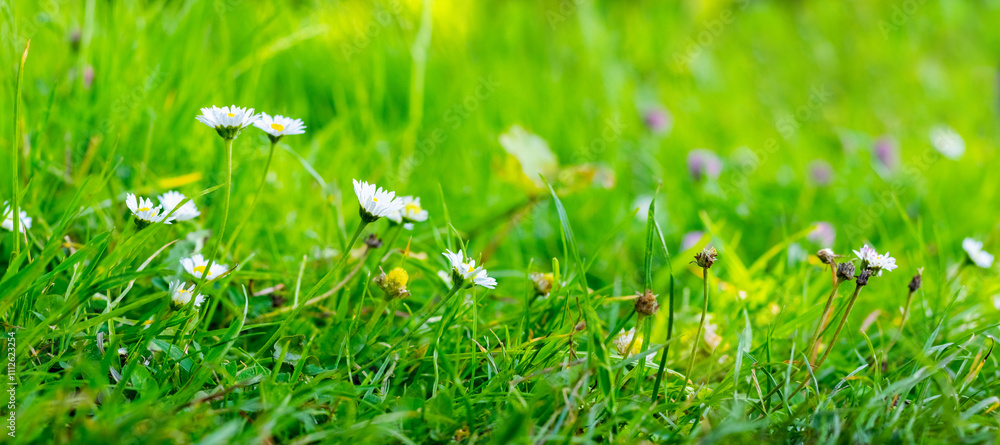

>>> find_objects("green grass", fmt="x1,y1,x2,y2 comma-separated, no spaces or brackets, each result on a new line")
3,0,1000,443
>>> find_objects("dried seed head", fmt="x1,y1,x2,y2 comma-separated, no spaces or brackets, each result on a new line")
693,246,718,269
635,289,660,316
908,267,923,293
855,268,873,286
530,272,554,296
374,267,409,300
836,262,856,283
817,248,838,265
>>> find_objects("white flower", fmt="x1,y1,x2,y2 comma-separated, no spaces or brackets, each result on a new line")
168,280,206,308
930,125,965,160
1,202,32,233
196,105,257,139
613,328,639,357
253,113,306,141
180,254,229,280
962,238,994,268
126,193,170,225
158,191,200,222
352,179,403,222
853,244,898,276
387,196,428,224
442,249,497,289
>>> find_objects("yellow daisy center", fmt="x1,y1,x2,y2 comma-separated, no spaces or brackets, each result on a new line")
177,289,190,294
194,265,207,274
227,113,235,117
404,203,421,214
372,197,378,202
270,123,285,131
138,207,150,212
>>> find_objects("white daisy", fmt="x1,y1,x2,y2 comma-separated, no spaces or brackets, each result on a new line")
962,238,994,268
126,193,171,225
929,125,965,160
853,244,898,276
1,202,32,233
387,196,429,224
168,280,206,308
180,254,229,281
253,113,306,142
158,191,200,222
442,249,497,289
196,105,257,139
352,179,403,223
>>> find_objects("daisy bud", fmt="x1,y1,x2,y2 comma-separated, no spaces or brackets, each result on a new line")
817,248,837,265
530,272,554,297
374,267,410,300
634,289,659,316
836,262,856,282
855,268,873,286
908,268,923,293
693,246,718,269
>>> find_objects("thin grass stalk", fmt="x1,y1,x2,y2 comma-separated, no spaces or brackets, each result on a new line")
683,266,711,401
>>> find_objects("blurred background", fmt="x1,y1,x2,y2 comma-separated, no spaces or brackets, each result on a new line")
3,0,999,330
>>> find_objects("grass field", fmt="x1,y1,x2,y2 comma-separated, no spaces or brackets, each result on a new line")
3,0,1000,443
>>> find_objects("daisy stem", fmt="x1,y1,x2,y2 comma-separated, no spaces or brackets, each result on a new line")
782,282,865,407
224,139,277,255
807,274,842,363
197,137,234,298
302,219,368,301
683,266,711,401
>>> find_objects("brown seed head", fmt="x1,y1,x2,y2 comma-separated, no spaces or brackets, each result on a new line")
694,246,718,269
635,289,659,316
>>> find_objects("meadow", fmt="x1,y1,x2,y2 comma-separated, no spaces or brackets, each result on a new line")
3,0,1000,443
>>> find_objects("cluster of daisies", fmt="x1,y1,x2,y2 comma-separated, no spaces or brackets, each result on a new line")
128,105,494,311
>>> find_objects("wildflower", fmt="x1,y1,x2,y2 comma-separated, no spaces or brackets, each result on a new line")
180,254,229,281
962,238,994,268
253,113,306,143
374,267,410,300
613,328,641,357
352,179,404,223
1,202,32,233
808,160,833,186
635,289,659,316
443,249,497,289
807,222,836,247
694,246,718,269
908,268,923,293
196,105,257,140
158,191,200,222
642,105,673,135
817,248,838,265
387,196,428,224
873,136,900,171
836,262,856,283
169,281,206,308
126,193,170,227
530,272,554,297
929,125,965,160
853,244,897,276
686,149,722,181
